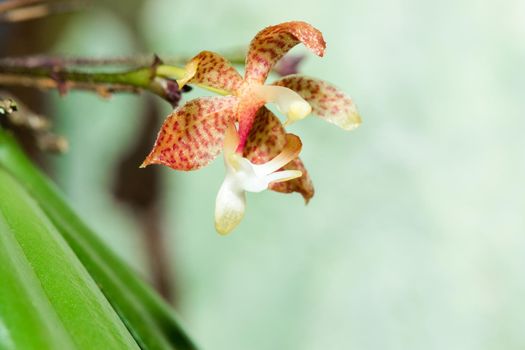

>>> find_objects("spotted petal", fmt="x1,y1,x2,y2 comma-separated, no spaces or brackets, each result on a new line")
243,107,314,202
270,158,314,203
235,95,265,153
141,96,238,171
273,75,361,130
178,51,243,94
245,21,326,84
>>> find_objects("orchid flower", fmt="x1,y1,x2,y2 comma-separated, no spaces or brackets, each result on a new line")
141,21,361,234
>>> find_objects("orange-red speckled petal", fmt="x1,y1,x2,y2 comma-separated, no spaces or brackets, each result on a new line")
235,95,266,153
273,75,361,130
245,21,326,84
270,158,314,203
178,51,243,94
141,96,239,171
243,107,314,202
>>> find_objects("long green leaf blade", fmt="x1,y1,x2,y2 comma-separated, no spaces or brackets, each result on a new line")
0,129,197,350
0,168,140,350
0,208,76,350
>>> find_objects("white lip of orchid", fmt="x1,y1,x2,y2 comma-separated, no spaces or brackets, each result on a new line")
253,85,312,125
214,124,302,235
226,153,302,192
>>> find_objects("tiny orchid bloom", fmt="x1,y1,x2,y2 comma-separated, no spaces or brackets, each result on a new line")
142,21,361,234
215,123,302,234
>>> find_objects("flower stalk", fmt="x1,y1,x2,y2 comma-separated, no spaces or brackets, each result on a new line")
0,56,187,104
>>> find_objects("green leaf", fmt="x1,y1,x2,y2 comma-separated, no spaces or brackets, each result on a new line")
0,168,140,350
0,128,197,350
0,209,76,350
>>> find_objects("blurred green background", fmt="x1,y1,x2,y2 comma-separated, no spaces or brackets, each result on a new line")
6,0,525,349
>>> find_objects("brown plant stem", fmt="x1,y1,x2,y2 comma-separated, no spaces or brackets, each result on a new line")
140,206,173,301
0,54,187,67
0,91,67,153
0,0,44,13
0,57,187,105
111,97,174,302
0,0,87,23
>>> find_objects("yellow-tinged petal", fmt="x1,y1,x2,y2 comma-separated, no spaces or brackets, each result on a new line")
243,107,314,202
214,177,246,235
141,96,238,171
253,85,312,125
255,134,302,175
223,122,240,157
266,169,302,184
178,51,243,94
273,75,361,130
245,21,326,84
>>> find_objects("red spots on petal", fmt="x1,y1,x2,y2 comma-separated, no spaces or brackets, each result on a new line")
273,75,358,129
242,107,314,201
142,96,239,171
186,51,243,93
245,21,326,83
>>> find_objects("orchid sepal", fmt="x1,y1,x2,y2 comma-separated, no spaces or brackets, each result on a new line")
273,75,361,130
141,96,238,171
245,21,326,83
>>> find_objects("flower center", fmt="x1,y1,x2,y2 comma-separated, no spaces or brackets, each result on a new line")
214,123,303,234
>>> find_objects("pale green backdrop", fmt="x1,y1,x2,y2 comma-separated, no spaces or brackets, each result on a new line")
50,0,525,349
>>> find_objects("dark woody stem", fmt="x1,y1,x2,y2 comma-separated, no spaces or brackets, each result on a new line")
0,55,187,67
0,49,257,100
0,58,187,104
